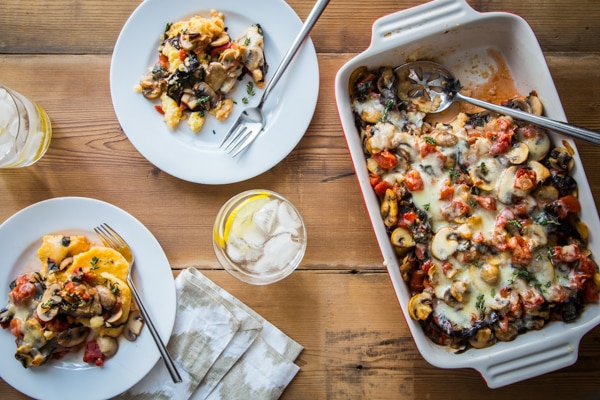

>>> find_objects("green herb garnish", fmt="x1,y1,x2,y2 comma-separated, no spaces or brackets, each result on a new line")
196,96,210,106
475,293,485,314
479,162,489,176
507,219,522,229
379,99,394,122
246,81,256,97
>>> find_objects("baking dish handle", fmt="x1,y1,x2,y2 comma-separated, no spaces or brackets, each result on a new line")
476,334,582,388
369,0,479,51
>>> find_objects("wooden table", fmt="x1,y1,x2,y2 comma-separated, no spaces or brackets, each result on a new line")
1,0,600,398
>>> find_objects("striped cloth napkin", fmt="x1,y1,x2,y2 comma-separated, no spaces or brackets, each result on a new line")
121,267,303,400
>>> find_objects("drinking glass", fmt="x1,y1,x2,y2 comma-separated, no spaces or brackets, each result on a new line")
213,189,307,285
0,84,52,168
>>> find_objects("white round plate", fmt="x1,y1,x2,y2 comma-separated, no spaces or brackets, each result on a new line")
110,0,320,184
0,197,176,400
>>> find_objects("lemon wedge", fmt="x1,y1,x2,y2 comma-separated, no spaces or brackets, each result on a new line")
219,194,271,247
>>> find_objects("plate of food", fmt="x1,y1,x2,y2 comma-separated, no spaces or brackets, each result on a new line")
0,197,176,400
110,0,319,184
335,0,600,388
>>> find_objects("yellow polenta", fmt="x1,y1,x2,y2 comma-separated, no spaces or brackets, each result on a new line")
69,246,130,282
37,235,92,276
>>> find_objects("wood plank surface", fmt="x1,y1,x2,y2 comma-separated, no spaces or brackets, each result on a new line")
1,0,600,399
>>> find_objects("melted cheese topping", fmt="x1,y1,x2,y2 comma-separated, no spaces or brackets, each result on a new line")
350,66,599,348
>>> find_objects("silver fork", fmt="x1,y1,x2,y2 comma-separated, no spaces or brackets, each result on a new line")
219,0,330,157
94,223,182,384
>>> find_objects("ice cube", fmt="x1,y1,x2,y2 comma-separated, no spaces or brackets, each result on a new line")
0,100,17,133
245,233,301,274
226,234,262,263
252,199,279,234
272,201,302,236
265,233,301,265
238,223,268,248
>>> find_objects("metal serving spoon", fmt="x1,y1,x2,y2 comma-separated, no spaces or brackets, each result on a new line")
393,60,600,146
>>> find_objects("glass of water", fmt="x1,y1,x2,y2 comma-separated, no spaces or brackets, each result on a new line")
213,189,307,285
0,84,52,168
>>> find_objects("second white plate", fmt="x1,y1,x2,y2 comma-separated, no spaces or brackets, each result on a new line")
0,197,176,400
110,0,320,184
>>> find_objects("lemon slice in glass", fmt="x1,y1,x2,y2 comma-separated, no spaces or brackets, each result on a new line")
221,194,270,245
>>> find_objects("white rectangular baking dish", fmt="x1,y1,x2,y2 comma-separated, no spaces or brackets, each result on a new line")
335,0,600,388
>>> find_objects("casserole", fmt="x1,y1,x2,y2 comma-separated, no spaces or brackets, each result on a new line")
335,0,600,388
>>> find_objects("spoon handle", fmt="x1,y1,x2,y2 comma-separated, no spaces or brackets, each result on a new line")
455,93,600,146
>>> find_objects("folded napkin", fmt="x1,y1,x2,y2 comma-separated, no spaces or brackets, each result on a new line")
121,268,303,400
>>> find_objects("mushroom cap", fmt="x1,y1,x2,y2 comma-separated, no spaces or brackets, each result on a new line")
123,311,144,341
430,226,459,261
496,166,529,205
96,336,119,358
56,326,90,348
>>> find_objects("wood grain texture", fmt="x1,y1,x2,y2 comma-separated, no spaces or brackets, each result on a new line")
1,0,600,399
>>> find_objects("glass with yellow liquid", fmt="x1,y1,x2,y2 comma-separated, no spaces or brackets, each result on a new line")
0,84,52,168
213,190,307,285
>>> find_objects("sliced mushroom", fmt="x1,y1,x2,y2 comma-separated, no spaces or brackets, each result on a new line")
192,82,220,110
520,128,550,161
381,188,398,228
390,227,415,256
408,292,432,321
504,93,543,116
204,62,227,92
479,263,500,286
36,283,62,322
547,146,575,172
488,294,510,312
575,220,589,241
528,160,550,184
526,93,544,116
56,326,90,348
124,311,144,341
95,285,117,311
522,224,548,248
59,257,73,271
180,32,202,51
96,336,119,359
505,142,529,165
496,166,529,205
469,157,501,191
105,307,123,325
468,327,496,349
139,77,165,100
533,185,559,203
450,280,470,303
493,323,518,342
210,32,230,48
430,226,459,260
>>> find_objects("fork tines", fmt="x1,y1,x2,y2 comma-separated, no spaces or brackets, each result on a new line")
220,126,251,154
94,223,125,250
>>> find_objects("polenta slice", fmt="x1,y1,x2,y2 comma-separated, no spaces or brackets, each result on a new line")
68,246,130,283
37,235,92,276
